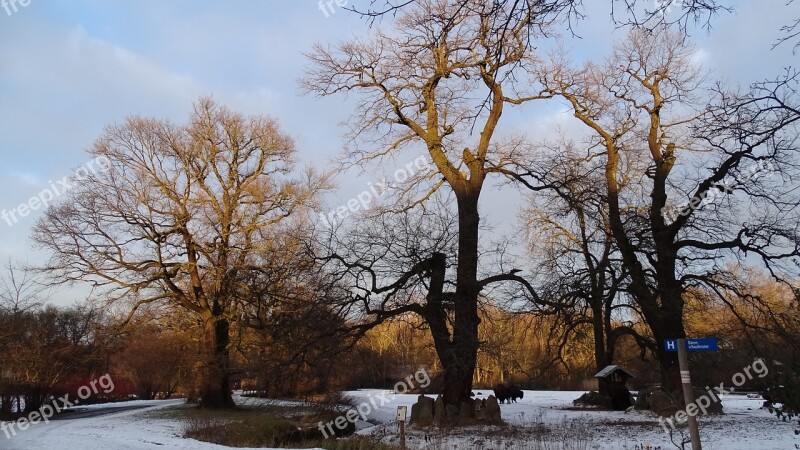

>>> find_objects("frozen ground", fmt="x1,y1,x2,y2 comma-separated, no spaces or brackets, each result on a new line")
349,389,796,449
1,391,794,449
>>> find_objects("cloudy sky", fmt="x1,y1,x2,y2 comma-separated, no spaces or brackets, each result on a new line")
0,0,796,304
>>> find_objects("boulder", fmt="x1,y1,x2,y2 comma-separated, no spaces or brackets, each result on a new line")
457,399,477,426
692,388,723,415
445,402,460,421
649,390,680,417
418,394,502,426
484,394,502,423
635,387,722,416
573,391,612,409
410,394,435,426
474,398,487,420
634,387,654,410
433,395,446,425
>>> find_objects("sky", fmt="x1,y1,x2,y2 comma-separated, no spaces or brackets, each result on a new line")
0,0,796,305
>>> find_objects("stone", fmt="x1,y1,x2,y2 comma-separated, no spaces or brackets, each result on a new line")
692,388,723,415
649,390,680,417
457,399,477,426
474,398,487,420
445,402,460,419
484,394,502,423
433,395,446,425
635,387,662,410
573,391,612,409
410,394,435,426
635,387,721,416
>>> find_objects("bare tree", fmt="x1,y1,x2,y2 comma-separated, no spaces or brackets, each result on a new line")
32,98,325,408
0,260,48,315
534,28,800,390
313,196,459,378
520,145,649,395
303,0,564,413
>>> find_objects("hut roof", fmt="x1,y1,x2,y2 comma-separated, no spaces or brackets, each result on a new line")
593,365,635,379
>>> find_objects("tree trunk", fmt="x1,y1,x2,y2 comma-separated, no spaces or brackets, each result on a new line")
592,300,612,396
24,389,44,414
650,310,685,393
199,310,235,409
638,283,685,393
441,192,482,410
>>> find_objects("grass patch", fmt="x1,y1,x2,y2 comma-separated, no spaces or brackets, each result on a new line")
164,401,397,449
184,415,398,449
185,414,297,447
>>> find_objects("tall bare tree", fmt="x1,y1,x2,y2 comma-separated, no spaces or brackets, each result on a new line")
302,0,570,413
536,28,800,389
520,146,649,394
32,98,324,408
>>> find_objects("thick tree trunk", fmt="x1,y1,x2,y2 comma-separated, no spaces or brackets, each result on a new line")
199,310,235,409
649,308,685,393
440,193,481,411
638,281,685,393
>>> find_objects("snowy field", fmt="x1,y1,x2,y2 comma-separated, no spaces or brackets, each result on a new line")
349,390,796,449
1,391,794,449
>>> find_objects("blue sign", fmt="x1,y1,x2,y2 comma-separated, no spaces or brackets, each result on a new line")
664,338,718,352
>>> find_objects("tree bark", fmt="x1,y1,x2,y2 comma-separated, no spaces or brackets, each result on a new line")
592,301,612,396
640,291,686,393
199,308,235,409
440,191,482,410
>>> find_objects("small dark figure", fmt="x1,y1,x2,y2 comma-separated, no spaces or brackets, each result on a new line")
508,385,524,403
610,385,633,410
493,383,510,404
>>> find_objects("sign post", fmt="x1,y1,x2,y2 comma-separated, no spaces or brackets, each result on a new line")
664,337,717,449
677,338,702,450
396,406,407,450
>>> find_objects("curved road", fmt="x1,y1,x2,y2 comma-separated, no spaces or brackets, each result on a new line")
1,400,190,450
49,404,157,421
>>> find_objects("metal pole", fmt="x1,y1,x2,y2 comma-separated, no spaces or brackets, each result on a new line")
677,338,702,450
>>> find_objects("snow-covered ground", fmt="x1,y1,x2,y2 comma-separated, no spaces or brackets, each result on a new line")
0,399,242,450
349,389,796,449
1,391,794,449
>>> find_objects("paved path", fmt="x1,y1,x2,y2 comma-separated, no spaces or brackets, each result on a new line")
49,404,155,421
